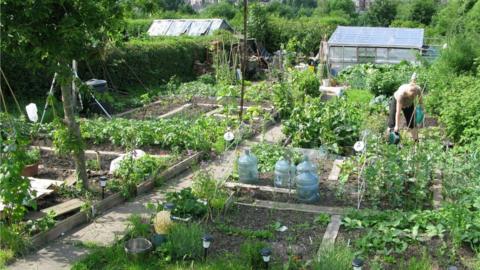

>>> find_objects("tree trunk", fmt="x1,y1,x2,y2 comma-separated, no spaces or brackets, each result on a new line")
60,79,89,190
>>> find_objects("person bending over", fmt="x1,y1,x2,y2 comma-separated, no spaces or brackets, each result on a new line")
387,81,422,142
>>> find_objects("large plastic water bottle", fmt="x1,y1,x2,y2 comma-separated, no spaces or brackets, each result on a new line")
274,158,293,188
238,149,259,184
295,156,319,203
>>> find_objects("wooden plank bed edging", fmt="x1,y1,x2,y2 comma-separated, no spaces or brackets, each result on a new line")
327,159,344,181
235,199,347,215
31,211,88,248
29,152,203,250
320,215,342,249
224,181,296,195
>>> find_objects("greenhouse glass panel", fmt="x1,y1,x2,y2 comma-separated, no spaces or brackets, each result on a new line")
388,48,417,62
330,47,343,61
343,47,357,62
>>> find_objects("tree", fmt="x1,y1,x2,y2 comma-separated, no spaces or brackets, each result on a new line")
248,4,270,45
366,0,398,26
410,0,437,25
327,0,356,16
1,1,123,190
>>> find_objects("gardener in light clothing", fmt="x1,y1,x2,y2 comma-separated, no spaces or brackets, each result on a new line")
387,74,423,142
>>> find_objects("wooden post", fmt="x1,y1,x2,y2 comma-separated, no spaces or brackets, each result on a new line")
239,0,248,123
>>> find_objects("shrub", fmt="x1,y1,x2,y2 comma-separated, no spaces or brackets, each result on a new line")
283,96,362,154
164,223,204,260
434,76,480,145
200,2,238,20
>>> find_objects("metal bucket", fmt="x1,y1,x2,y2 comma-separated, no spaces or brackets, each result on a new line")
124,238,152,257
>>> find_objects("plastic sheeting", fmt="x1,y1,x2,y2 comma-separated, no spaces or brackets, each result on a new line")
329,26,424,49
148,19,232,37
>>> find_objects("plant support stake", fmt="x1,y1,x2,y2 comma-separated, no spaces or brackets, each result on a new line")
239,0,248,123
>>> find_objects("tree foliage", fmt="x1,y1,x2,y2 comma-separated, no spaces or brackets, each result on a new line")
365,0,398,26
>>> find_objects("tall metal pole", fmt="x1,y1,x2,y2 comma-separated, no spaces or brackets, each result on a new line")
239,0,247,123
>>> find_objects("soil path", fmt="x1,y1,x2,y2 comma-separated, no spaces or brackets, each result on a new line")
9,124,285,270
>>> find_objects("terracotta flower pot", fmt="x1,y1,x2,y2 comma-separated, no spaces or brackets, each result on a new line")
22,163,39,177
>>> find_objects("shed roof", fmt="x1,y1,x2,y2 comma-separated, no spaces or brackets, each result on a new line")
147,19,232,37
328,26,424,49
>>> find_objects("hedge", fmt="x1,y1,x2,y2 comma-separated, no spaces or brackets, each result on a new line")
125,19,153,38
83,37,211,89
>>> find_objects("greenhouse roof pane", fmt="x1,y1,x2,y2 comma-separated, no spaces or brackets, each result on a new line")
328,26,424,49
148,19,232,37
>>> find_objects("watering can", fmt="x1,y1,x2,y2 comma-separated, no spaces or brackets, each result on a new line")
389,131,401,145
415,107,424,125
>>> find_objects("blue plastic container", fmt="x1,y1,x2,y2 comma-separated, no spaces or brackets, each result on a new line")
238,149,259,184
295,156,319,203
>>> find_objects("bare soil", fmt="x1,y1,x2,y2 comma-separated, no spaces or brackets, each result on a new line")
120,98,188,119
205,204,326,262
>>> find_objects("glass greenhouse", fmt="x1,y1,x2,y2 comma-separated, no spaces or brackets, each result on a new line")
327,26,424,73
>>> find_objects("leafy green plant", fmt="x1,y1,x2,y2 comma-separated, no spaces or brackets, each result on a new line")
85,159,101,171
109,154,173,198
191,171,229,214
314,213,331,227
25,211,56,235
0,114,34,223
24,149,40,165
338,62,416,96
0,225,28,257
77,116,228,152
164,188,207,219
250,143,302,173
125,214,151,239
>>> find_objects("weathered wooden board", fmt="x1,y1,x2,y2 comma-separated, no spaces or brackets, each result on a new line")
224,181,296,194
327,159,344,181
158,103,192,119
43,198,84,216
320,215,342,248
236,199,347,215
26,199,85,220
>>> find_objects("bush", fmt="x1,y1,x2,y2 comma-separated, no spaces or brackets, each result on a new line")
283,96,362,154
164,223,204,260
434,76,480,145
201,2,238,20
267,15,348,54
290,69,320,98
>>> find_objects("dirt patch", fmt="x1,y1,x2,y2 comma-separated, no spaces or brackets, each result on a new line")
166,104,217,119
40,150,117,170
192,96,273,108
205,204,326,262
120,98,188,119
